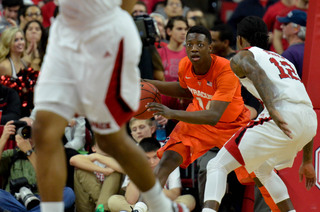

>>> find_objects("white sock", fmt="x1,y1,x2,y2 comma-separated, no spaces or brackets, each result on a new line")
288,210,296,212
202,209,216,212
40,202,64,212
141,180,172,212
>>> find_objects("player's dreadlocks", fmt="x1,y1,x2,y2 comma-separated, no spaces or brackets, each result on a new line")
237,16,269,50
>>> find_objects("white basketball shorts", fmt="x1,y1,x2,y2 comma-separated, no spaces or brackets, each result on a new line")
224,102,317,173
34,8,142,134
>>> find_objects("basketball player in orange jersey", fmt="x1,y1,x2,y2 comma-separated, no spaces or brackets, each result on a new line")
145,25,251,189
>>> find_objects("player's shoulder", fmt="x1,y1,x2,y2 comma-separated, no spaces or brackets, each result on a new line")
179,56,192,69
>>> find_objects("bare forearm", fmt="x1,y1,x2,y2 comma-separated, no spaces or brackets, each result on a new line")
170,109,220,125
163,188,180,201
70,155,105,173
144,80,192,99
94,154,124,173
303,139,314,163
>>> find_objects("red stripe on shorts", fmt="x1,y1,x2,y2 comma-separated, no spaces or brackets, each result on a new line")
225,117,272,165
105,39,134,127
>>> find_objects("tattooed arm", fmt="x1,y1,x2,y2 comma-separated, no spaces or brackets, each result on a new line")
230,50,292,138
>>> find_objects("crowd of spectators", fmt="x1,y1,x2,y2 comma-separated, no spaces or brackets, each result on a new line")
0,0,308,211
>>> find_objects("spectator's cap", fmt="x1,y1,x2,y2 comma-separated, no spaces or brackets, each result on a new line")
277,10,307,27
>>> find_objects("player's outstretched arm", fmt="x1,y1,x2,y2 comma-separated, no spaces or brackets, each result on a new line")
230,51,292,138
143,79,193,99
299,139,316,190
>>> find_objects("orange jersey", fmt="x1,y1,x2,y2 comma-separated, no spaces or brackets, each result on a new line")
158,54,251,168
178,54,244,124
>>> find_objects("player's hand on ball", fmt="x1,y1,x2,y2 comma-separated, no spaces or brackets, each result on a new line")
147,103,174,119
299,162,316,190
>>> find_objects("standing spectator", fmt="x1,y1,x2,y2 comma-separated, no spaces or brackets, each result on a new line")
157,16,188,111
279,10,306,78
132,2,165,81
263,0,293,32
227,0,277,38
0,27,28,78
0,0,23,34
23,20,48,70
272,0,308,54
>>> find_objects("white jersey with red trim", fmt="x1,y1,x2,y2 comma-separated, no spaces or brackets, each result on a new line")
239,47,313,108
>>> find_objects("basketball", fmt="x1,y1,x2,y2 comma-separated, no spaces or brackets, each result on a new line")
134,82,161,119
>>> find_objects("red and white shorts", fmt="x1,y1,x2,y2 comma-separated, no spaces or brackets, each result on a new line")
34,8,142,134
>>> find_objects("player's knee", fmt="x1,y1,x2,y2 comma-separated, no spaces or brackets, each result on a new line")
254,169,273,185
206,158,228,174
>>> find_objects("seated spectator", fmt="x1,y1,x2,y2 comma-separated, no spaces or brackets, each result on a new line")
0,118,75,211
0,27,28,78
129,118,156,144
157,16,190,112
132,1,148,16
129,116,168,144
154,0,188,22
0,84,21,125
0,27,40,117
19,5,43,31
150,12,168,47
185,8,207,28
108,137,196,212
23,20,48,70
0,0,23,34
70,141,123,212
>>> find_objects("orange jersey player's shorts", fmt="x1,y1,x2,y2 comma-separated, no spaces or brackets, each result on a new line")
157,104,251,168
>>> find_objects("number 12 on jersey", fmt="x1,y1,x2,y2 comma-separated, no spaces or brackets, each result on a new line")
269,57,300,81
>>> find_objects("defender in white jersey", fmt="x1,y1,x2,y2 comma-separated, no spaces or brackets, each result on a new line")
33,1,188,212
202,16,317,212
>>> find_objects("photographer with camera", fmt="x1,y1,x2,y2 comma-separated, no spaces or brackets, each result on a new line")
132,1,165,81
0,118,75,212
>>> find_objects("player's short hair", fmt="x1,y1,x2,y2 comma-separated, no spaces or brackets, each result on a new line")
187,25,212,44
139,137,161,153
237,16,269,50
211,24,235,46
